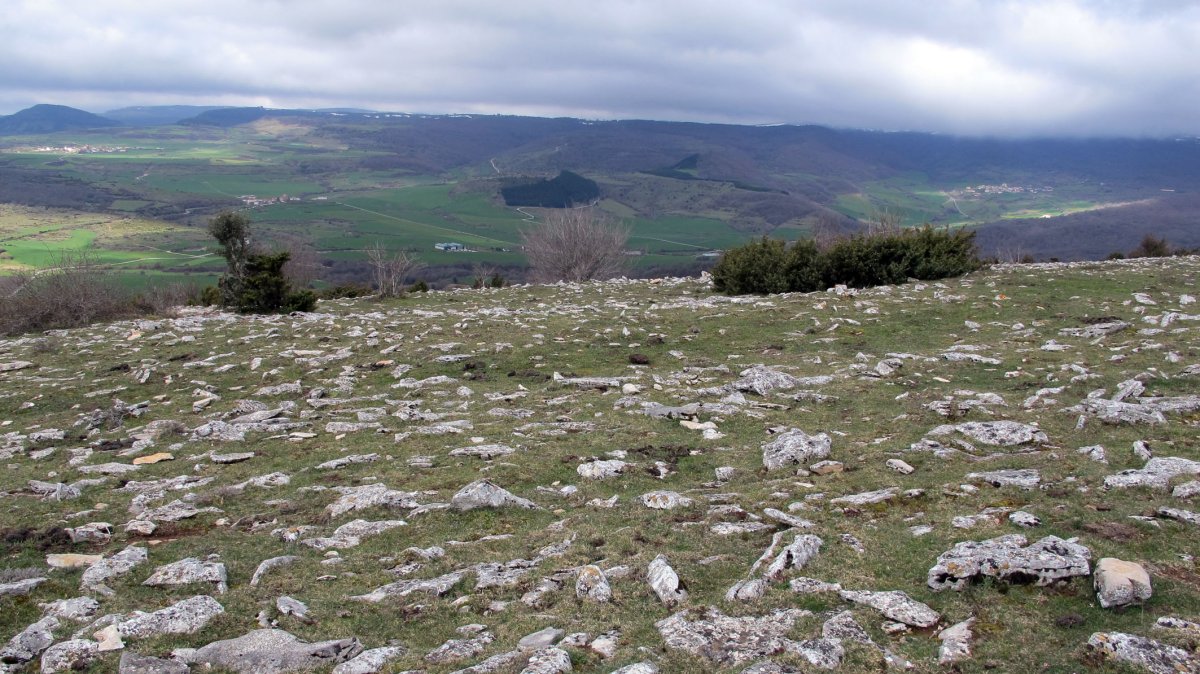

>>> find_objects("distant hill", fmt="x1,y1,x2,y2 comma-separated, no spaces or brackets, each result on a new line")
0,104,121,134
103,105,229,126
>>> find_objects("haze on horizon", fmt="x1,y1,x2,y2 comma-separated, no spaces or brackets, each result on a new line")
2,0,1198,138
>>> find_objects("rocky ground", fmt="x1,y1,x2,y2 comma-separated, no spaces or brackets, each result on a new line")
1,257,1199,674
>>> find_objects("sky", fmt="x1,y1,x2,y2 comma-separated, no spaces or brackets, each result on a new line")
1,0,1198,137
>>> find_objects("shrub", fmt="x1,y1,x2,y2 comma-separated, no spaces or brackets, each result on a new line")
366,242,423,298
522,208,629,282
713,226,980,295
0,251,139,336
409,280,429,293
234,252,317,313
1129,234,1171,258
317,283,374,300
710,236,791,294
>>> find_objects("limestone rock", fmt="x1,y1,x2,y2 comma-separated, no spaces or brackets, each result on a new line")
762,429,831,471
451,480,538,510
1158,506,1200,525
250,556,300,587
1086,632,1199,674
938,618,975,664
576,565,612,602
327,484,419,518
830,487,897,506
647,555,687,607
763,534,822,581
142,557,228,594
838,589,940,627
609,664,658,674
577,460,629,480
724,579,768,602
1104,457,1200,490
521,647,572,674
654,607,810,666
117,595,225,639
46,553,102,569
518,628,565,653
639,490,693,509
1094,558,1152,608
931,420,1048,446
118,651,189,674
39,639,98,673
928,534,1091,591
350,570,467,602
966,468,1041,489
191,629,363,674
331,646,408,674
39,597,100,622
81,545,147,596
0,616,58,664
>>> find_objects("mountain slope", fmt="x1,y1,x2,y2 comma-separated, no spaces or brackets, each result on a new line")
0,104,121,134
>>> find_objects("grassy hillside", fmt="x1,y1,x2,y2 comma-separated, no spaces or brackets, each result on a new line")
0,257,1197,672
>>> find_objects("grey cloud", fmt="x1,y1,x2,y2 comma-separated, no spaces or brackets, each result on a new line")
0,0,1197,136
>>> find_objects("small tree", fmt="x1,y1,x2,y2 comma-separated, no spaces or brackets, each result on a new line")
1129,234,1171,258
366,242,423,298
521,208,629,283
208,212,314,313
208,211,254,306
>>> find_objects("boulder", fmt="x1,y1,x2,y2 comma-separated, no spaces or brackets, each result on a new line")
654,607,810,666
762,429,831,471
451,480,538,511
647,555,688,607
1086,632,1198,674
1094,558,1152,608
838,590,940,627
928,534,1091,591
576,565,612,602
190,629,363,674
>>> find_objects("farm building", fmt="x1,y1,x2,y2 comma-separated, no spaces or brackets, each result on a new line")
434,242,466,251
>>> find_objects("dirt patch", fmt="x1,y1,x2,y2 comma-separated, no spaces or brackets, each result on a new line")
1080,520,1143,543
0,526,74,553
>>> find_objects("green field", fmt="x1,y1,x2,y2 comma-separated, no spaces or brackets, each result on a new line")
0,122,1122,287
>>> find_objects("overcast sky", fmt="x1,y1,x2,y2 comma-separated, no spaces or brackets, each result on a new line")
2,0,1197,137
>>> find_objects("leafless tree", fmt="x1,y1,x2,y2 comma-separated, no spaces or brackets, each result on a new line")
366,242,423,298
521,208,629,283
280,237,322,289
867,207,904,237
810,211,853,251
0,250,133,335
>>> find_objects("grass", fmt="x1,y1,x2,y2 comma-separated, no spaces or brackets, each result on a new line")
0,256,1197,672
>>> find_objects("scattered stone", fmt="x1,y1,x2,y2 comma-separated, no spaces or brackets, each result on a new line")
928,534,1092,591
250,555,300,587
938,618,976,664
331,646,407,674
39,596,100,621
640,490,693,509
966,468,1041,489
46,553,103,569
647,555,688,607
350,570,467,602
830,487,897,506
1105,457,1200,490
132,452,173,465
451,480,538,510
838,589,940,627
1157,506,1200,526
521,647,573,674
81,545,147,596
518,628,565,652
886,458,914,474
0,615,58,664
576,565,612,602
1094,558,1153,608
118,651,190,674
1086,632,1198,674
762,429,831,471
39,639,99,673
1009,511,1041,527
142,557,228,594
577,459,630,479
930,420,1048,446
327,483,419,518
190,629,363,674
655,607,810,665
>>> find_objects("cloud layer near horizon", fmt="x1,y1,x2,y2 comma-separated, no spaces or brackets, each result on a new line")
2,0,1197,136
